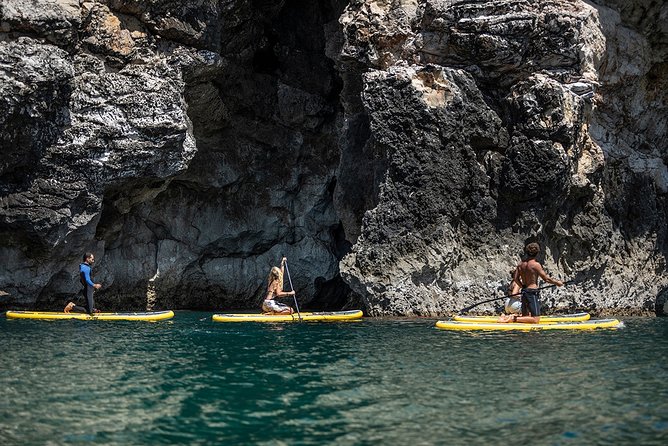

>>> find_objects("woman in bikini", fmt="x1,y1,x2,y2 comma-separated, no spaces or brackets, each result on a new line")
262,257,295,315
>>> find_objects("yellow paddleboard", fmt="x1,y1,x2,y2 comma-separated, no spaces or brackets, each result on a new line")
212,310,363,323
5,310,175,321
453,312,590,323
435,318,622,331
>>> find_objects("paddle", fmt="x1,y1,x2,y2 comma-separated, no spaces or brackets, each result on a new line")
283,257,302,322
457,280,575,314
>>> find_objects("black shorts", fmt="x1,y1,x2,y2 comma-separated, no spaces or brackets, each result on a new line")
521,289,541,317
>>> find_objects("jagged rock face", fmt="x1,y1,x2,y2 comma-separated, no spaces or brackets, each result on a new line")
0,0,352,310
0,0,665,316
336,0,667,315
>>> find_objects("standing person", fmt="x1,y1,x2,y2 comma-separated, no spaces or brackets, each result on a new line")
498,243,563,323
262,257,295,315
64,252,102,314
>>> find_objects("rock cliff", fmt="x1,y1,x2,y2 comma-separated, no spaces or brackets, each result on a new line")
0,0,665,315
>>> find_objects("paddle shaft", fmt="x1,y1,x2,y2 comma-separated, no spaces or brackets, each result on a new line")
458,281,573,314
283,259,302,321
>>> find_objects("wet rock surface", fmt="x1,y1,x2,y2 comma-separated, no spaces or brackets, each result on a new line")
0,1,665,315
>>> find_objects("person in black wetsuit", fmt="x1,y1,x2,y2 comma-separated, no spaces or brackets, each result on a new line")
64,252,102,314
498,243,563,324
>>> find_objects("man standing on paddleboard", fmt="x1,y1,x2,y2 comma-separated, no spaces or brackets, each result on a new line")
498,243,563,323
64,252,102,314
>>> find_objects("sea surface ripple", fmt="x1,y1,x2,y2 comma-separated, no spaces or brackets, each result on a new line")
1,313,667,445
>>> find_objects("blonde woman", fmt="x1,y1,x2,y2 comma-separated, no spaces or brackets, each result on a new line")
262,257,295,314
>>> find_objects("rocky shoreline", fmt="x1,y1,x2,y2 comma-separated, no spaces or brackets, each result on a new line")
1,1,666,316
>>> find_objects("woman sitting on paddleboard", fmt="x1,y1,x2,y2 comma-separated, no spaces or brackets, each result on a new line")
504,268,522,315
262,257,295,315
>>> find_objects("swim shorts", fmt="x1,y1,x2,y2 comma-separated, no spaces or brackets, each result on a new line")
521,289,541,317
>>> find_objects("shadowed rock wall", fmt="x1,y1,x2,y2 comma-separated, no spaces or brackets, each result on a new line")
0,0,665,316
0,0,354,311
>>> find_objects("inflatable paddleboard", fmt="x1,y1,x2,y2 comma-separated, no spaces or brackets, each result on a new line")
5,310,175,321
212,310,363,323
435,318,622,331
453,312,591,323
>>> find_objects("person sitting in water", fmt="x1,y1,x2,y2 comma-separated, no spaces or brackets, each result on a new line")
64,252,102,314
498,242,564,324
262,257,295,315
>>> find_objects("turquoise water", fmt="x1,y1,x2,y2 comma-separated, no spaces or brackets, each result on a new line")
1,313,667,445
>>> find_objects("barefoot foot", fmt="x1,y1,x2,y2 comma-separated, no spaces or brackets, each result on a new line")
497,314,512,323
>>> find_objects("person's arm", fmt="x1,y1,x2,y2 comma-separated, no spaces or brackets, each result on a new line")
279,257,286,277
534,263,564,286
266,282,294,299
273,277,295,298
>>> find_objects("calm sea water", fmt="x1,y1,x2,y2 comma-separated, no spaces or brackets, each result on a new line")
1,312,667,445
